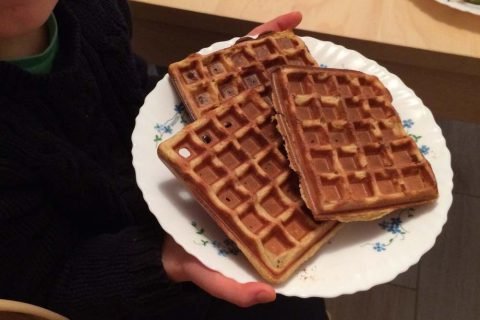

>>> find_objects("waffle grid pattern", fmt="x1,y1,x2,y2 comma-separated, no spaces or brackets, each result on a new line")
272,67,438,221
158,91,339,283
168,30,318,119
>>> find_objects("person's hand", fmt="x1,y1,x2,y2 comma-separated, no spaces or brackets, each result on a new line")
162,234,276,307
247,11,302,36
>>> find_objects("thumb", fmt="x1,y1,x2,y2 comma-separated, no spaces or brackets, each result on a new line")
248,11,302,36
183,257,276,307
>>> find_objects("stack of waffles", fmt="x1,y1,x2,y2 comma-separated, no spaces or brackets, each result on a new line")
157,30,438,283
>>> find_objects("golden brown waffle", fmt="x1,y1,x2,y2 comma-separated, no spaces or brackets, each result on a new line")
158,90,340,283
271,66,439,222
168,30,318,120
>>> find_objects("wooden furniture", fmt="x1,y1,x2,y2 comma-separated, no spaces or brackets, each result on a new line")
129,0,480,122
0,300,68,320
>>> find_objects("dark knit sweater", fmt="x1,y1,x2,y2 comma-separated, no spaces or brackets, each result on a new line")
0,0,181,318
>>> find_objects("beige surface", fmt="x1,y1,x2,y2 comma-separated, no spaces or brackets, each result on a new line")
132,0,480,59
129,0,480,122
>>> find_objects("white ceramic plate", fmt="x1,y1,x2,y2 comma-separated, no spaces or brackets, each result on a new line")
435,0,480,15
132,36,453,298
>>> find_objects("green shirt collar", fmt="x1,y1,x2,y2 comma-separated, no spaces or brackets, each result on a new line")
8,14,59,75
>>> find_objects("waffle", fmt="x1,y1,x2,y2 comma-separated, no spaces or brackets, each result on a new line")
271,66,438,222
158,90,341,283
168,30,318,120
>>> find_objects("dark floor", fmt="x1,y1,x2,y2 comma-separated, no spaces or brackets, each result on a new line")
325,120,480,320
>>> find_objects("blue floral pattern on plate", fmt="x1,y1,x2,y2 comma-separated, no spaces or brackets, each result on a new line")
153,102,189,143
191,221,240,256
367,208,415,252
402,118,430,155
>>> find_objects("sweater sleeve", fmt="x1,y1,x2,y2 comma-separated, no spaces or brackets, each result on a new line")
0,162,186,319
49,226,183,319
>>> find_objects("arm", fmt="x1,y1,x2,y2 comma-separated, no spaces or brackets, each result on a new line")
49,226,179,318
0,120,179,319
0,167,180,319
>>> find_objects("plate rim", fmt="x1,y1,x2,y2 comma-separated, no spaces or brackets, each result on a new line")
434,0,480,15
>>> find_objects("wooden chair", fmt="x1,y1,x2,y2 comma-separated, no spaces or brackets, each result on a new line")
0,300,68,320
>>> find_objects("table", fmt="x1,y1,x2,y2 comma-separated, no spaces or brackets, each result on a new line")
129,0,480,122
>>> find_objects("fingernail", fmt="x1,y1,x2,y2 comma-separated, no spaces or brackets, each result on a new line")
255,291,275,304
